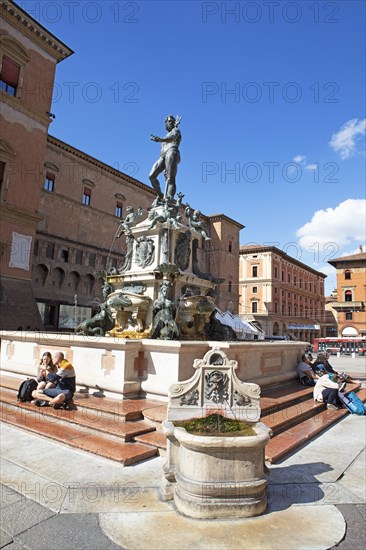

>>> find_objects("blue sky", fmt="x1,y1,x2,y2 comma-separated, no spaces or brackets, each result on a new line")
18,0,366,294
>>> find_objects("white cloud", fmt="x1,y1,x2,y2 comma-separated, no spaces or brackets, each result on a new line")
293,154,306,163
329,118,366,159
296,199,366,249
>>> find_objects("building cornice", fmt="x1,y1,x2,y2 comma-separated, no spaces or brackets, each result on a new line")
207,213,245,230
1,1,74,62
36,229,125,257
240,245,327,279
328,256,366,268
1,89,52,127
47,135,156,197
0,202,44,227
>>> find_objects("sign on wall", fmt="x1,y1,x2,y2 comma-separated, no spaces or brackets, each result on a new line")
9,232,32,270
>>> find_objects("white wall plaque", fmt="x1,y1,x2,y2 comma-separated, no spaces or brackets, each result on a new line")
9,232,32,270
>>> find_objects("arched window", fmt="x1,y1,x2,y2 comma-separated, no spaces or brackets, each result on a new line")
344,270,351,280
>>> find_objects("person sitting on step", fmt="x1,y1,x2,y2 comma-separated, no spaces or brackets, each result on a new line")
313,372,343,410
313,352,358,383
298,353,319,386
36,351,58,391
32,352,76,409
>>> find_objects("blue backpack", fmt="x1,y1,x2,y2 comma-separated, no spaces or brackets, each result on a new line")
338,391,366,416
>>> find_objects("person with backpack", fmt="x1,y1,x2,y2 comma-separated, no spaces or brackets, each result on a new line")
313,372,343,410
32,352,76,409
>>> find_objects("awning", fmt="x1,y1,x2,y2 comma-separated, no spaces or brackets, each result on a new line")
287,324,320,330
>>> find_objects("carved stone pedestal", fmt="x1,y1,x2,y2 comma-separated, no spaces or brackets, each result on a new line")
161,348,272,519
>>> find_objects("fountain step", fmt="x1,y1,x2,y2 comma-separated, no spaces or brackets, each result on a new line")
0,401,158,465
0,374,162,421
0,387,157,441
262,382,361,435
264,387,366,463
261,383,314,414
1,376,364,466
134,430,168,451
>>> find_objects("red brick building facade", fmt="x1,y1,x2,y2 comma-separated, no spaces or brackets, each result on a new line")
239,245,326,342
0,0,73,329
328,250,366,338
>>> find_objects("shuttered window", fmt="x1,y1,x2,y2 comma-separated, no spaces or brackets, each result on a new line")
0,56,20,96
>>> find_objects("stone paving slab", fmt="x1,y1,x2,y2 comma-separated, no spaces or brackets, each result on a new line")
0,423,162,488
269,414,366,484
332,504,366,550
0,498,55,537
0,529,13,548
268,482,365,510
99,505,345,550
60,486,168,514
0,485,22,509
338,448,366,502
14,514,122,550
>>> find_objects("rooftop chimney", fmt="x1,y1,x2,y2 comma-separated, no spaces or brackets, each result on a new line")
359,245,363,253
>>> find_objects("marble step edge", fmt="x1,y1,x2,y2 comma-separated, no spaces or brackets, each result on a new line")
261,382,361,417
266,388,366,463
0,396,156,441
0,377,162,420
1,410,158,466
265,409,349,463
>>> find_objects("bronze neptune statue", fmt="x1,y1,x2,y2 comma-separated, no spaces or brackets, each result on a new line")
149,115,182,201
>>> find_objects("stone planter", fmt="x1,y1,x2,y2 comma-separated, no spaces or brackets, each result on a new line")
163,419,271,519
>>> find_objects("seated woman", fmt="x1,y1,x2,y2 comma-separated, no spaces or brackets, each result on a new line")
298,353,318,386
313,352,357,383
32,352,76,409
36,351,58,391
313,372,343,410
